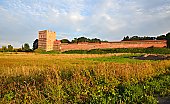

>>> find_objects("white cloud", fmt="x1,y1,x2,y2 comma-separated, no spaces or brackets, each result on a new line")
0,0,170,47
0,40,22,48
69,13,84,22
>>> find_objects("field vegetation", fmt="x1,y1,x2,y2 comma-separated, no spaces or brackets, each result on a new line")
63,48,170,54
0,53,170,103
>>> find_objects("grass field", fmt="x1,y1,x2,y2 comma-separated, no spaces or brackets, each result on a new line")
0,53,170,103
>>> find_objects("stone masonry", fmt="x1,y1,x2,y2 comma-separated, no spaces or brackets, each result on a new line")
38,30,56,51
38,30,167,51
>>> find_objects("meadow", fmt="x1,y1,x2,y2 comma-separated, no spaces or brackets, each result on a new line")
0,53,170,103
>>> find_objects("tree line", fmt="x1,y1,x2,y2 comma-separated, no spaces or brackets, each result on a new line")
122,35,167,41
0,43,32,52
0,39,38,52
61,37,108,43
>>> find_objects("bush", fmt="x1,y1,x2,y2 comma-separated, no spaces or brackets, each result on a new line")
34,48,46,53
63,48,170,54
59,70,74,81
42,50,60,54
34,49,60,54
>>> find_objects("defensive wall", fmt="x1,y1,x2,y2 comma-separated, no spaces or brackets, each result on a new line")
38,30,167,52
38,30,56,51
54,40,167,52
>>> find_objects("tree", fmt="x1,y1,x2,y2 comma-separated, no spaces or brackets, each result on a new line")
71,37,107,43
21,45,24,51
77,37,89,42
7,45,13,52
156,35,166,40
142,36,155,40
71,38,78,43
123,36,130,41
166,32,170,48
89,38,101,43
23,43,31,52
131,36,140,40
101,40,108,42
123,35,156,41
33,39,38,50
61,39,70,43
2,46,7,52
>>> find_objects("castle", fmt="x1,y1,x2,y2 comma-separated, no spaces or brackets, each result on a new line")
38,30,167,51
38,30,60,51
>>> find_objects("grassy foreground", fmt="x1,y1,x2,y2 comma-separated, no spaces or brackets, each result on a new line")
63,48,170,54
0,53,170,103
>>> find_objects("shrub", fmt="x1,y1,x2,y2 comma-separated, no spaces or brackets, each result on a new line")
63,48,170,54
59,70,74,81
34,48,46,53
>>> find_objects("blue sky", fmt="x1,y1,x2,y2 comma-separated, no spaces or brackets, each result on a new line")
0,0,170,48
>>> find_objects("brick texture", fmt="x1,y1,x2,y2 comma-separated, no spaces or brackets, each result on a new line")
57,40,166,51
38,30,56,51
38,30,167,51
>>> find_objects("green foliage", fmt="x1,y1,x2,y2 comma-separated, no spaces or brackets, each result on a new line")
0,54,170,103
14,48,22,52
123,36,156,41
71,37,102,43
7,45,13,52
59,69,74,81
84,54,145,63
24,43,30,51
59,37,107,43
34,48,45,53
71,38,78,43
33,39,38,50
166,32,170,48
63,48,170,54
89,38,101,43
2,66,169,103
0,45,14,52
1,46,7,52
77,37,89,42
83,71,169,104
61,39,70,43
122,35,167,41
157,35,166,40
4,91,15,101
144,74,170,97
22,43,31,52
123,36,130,41
40,50,61,54
63,50,88,54
1,72,46,103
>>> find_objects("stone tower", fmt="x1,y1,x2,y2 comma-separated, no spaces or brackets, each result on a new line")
38,30,56,51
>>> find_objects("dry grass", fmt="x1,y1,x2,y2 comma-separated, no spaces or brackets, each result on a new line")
0,53,170,103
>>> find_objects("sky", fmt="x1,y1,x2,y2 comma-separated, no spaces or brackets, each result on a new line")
0,0,170,48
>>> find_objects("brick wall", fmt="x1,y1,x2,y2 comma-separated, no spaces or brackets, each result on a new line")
55,40,167,51
38,30,47,50
38,30,56,51
38,30,167,52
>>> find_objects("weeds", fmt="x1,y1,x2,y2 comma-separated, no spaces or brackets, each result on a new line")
63,48,170,54
0,53,170,103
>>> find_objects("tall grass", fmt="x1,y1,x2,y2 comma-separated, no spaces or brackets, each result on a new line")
0,53,170,103
63,48,170,54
